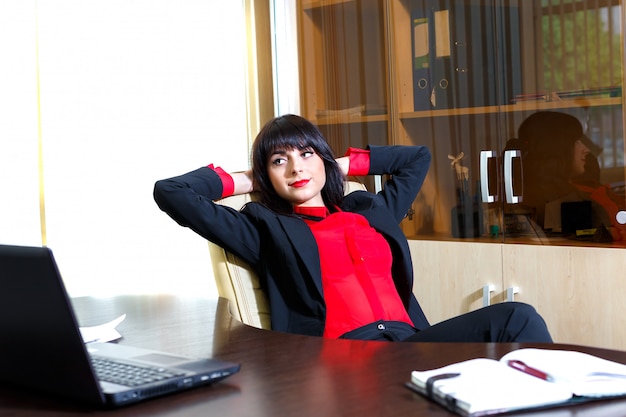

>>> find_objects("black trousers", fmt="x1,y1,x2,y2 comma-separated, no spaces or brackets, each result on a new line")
340,302,553,343
403,302,553,343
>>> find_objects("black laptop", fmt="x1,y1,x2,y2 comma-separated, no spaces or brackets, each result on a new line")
0,244,240,407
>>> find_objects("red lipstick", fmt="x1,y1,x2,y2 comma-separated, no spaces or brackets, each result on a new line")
291,179,310,188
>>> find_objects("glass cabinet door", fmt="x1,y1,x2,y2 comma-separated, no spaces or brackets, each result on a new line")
298,0,390,192
389,0,625,248
294,0,625,248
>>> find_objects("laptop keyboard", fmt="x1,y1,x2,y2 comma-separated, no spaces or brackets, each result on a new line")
91,357,184,387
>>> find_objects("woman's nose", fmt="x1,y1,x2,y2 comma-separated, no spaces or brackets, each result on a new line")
576,139,591,154
290,159,303,173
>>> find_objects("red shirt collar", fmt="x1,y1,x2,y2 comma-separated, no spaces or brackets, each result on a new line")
294,206,330,219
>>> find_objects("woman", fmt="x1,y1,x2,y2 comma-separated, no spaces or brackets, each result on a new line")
154,114,552,342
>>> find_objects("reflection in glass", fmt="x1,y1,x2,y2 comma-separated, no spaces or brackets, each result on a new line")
516,111,626,241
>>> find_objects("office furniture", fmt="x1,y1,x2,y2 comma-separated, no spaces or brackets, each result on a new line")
294,0,626,350
408,240,626,350
297,0,624,245
209,180,367,329
2,294,626,416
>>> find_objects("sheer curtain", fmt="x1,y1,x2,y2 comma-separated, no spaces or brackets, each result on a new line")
0,1,249,297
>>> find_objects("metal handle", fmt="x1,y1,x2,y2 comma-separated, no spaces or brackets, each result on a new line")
480,151,496,203
482,284,495,307
503,150,522,204
506,286,519,302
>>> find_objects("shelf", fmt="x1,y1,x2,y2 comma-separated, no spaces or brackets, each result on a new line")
302,0,354,10
313,114,389,125
399,97,623,120
502,96,623,113
400,106,501,119
406,233,626,249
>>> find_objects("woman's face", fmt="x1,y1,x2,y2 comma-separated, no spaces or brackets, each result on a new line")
572,139,591,176
267,146,326,207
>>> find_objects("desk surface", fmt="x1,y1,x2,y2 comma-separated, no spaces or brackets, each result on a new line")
2,295,626,416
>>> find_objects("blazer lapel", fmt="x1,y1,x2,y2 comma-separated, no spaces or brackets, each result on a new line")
277,215,324,299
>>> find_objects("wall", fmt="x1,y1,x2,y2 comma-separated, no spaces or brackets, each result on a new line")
0,1,250,297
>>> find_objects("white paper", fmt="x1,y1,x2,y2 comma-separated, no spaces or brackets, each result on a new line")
500,348,626,397
79,314,126,343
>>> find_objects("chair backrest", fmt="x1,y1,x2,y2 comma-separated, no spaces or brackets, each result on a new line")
209,180,368,329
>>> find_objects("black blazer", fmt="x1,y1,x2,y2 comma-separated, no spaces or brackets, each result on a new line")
154,145,432,336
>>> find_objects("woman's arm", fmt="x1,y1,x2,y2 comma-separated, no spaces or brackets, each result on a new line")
335,156,350,177
153,167,262,265
367,145,431,223
231,170,254,195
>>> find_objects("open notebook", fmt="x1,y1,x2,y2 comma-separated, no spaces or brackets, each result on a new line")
0,244,240,407
406,348,626,417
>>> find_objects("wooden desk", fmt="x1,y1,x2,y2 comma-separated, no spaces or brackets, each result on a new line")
2,295,626,416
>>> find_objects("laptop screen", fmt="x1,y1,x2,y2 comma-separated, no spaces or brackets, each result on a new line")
0,244,105,404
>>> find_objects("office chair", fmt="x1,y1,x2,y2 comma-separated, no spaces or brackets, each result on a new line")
209,180,368,329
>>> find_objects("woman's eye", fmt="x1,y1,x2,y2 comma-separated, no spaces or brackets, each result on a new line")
272,157,286,166
302,150,314,158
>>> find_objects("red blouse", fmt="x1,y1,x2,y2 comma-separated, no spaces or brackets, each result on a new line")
295,206,414,338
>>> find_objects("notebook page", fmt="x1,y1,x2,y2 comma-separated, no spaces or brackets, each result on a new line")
411,358,573,415
500,349,626,397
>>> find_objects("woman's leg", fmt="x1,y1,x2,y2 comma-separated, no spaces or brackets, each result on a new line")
403,302,553,343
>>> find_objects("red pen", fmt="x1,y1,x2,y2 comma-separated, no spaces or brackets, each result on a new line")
507,360,555,382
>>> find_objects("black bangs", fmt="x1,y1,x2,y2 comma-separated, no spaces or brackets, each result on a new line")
258,116,318,160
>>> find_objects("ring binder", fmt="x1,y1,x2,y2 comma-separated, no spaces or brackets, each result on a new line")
412,10,431,110
411,0,522,110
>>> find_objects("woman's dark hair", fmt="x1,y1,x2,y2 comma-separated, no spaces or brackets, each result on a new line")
251,114,344,214
519,111,581,179
519,111,599,180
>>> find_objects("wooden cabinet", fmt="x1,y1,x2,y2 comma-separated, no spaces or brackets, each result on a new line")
409,240,626,350
293,0,626,349
502,244,626,350
408,240,504,321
